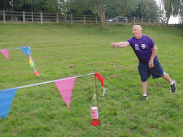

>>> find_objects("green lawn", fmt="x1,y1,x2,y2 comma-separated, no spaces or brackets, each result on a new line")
0,23,183,136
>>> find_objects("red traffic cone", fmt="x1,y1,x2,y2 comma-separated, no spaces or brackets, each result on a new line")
91,119,99,126
34,70,42,76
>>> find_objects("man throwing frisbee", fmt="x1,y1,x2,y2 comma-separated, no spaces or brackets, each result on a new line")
110,25,176,101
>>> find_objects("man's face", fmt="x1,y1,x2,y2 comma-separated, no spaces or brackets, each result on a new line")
132,26,142,39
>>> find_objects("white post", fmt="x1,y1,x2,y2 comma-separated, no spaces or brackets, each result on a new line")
40,11,43,24
23,11,25,24
32,11,34,22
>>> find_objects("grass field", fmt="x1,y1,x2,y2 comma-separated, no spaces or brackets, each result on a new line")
0,23,183,137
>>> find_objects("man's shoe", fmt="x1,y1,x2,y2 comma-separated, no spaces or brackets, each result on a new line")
141,96,148,101
171,80,176,93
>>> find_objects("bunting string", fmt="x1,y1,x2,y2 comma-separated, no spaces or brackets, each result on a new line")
0,73,95,91
0,73,96,119
0,47,21,50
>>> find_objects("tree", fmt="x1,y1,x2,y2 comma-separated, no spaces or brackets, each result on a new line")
105,0,137,17
160,0,183,23
0,0,13,10
0,0,62,13
126,0,159,20
64,0,108,29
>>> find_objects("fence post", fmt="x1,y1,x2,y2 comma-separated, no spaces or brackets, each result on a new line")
3,10,6,24
95,15,97,24
56,13,59,23
106,16,108,27
141,18,143,24
134,17,136,25
148,18,150,23
70,14,73,25
23,11,25,24
40,11,43,24
84,15,86,25
32,11,33,22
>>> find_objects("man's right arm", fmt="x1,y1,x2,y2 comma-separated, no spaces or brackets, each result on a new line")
110,42,130,48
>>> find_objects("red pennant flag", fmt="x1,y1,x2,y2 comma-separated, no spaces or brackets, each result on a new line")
34,70,42,76
55,77,76,108
0,49,9,60
94,73,104,87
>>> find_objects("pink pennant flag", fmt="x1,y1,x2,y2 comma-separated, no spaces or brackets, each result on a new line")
0,49,9,60
55,77,76,108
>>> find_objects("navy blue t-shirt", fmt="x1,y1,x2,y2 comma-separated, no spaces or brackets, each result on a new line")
127,35,157,63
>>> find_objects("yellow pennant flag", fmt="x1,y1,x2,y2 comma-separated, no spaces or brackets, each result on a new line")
29,54,35,68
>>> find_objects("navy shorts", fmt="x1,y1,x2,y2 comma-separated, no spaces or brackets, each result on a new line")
138,59,165,82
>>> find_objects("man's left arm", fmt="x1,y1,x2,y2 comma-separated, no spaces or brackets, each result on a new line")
149,45,158,68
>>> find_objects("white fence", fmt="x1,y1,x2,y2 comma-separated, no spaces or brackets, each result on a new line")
0,10,157,25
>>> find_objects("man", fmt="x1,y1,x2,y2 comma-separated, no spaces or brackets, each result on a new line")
110,25,176,101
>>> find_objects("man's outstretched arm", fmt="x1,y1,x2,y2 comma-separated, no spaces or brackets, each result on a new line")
110,42,130,48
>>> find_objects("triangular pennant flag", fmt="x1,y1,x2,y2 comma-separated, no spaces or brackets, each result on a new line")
55,77,76,108
34,70,42,76
26,46,32,55
94,73,104,87
0,49,9,60
0,88,18,119
29,54,35,68
20,47,28,56
94,73,107,96
30,62,35,68
20,46,31,56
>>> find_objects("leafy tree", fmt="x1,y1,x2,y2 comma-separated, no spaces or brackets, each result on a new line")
0,0,13,10
126,0,159,20
0,0,63,13
105,0,137,17
160,0,183,23
64,0,107,29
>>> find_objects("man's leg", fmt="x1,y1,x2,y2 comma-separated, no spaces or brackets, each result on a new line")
141,81,148,101
141,81,147,95
162,73,176,93
162,73,172,84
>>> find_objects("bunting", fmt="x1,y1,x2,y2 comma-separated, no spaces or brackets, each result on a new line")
0,46,42,76
0,49,9,60
0,73,94,119
94,73,107,96
29,54,35,68
0,88,18,119
20,46,32,56
28,54,42,76
55,77,76,108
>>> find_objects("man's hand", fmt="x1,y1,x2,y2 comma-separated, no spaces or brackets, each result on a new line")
149,60,154,69
110,42,117,48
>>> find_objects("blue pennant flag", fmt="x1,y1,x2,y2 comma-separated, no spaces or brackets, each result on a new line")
20,46,32,56
0,88,18,119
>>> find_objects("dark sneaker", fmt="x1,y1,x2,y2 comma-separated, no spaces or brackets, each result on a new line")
171,80,176,93
141,96,148,101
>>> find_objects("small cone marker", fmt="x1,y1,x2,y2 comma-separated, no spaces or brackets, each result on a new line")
91,119,99,126
91,107,99,126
